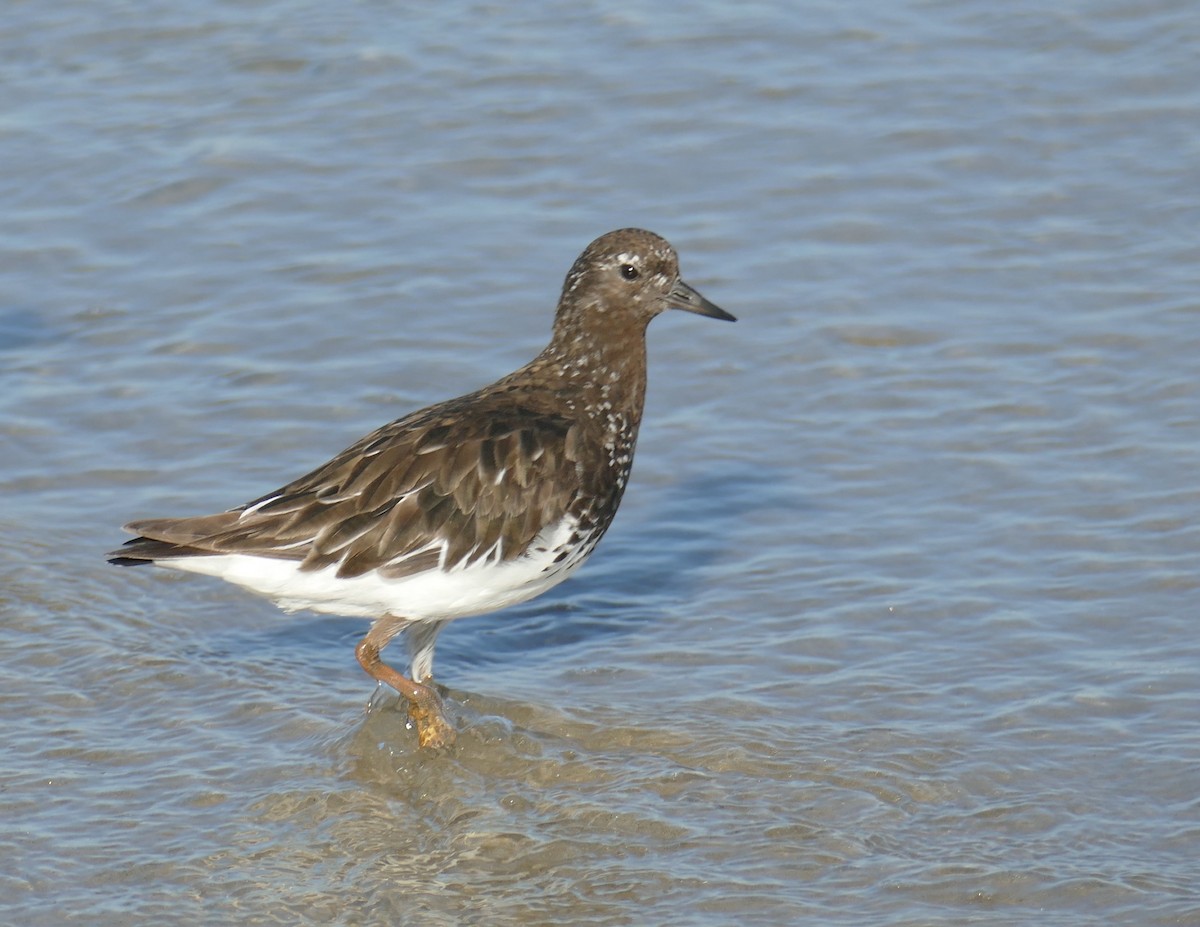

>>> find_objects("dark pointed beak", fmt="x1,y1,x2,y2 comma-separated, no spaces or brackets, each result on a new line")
665,278,736,322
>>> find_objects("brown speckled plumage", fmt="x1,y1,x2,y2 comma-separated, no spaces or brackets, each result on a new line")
109,228,734,748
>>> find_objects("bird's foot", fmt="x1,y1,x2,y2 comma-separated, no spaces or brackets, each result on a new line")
408,692,457,749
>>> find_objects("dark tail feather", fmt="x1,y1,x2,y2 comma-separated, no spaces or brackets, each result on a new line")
107,536,214,565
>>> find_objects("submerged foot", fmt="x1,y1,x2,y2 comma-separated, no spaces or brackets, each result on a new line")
356,635,456,748
408,691,457,749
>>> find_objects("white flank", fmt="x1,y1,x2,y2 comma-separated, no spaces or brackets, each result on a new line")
158,516,587,621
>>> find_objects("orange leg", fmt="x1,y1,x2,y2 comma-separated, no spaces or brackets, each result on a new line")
355,632,456,749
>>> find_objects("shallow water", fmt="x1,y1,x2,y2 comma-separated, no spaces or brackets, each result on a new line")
3,1,1198,924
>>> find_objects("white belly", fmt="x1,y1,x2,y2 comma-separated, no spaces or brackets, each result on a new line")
159,517,592,621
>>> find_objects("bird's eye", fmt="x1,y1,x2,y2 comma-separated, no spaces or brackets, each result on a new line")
620,263,640,280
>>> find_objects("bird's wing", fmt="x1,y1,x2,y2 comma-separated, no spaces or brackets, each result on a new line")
118,397,595,579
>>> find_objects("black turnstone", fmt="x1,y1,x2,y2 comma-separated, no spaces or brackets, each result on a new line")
109,228,735,748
